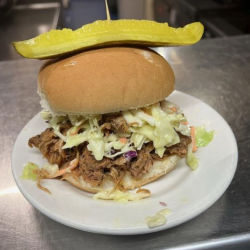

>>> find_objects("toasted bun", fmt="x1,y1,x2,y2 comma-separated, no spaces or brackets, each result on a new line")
38,46,175,116
63,155,179,193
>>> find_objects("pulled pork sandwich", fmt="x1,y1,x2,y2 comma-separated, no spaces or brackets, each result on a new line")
28,46,192,197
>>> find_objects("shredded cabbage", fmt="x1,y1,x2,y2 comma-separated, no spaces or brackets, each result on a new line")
40,100,191,160
68,115,86,126
154,113,180,147
160,100,181,114
155,147,165,158
93,190,150,202
122,110,143,126
130,125,154,141
62,131,89,149
187,144,199,170
49,116,66,130
146,208,172,228
104,143,135,158
130,109,155,126
104,141,114,152
131,133,146,150
196,126,214,147
157,208,172,216
21,162,39,181
146,214,166,228
113,140,125,150
54,130,67,142
42,163,59,176
40,110,52,120
88,137,105,161
175,123,190,136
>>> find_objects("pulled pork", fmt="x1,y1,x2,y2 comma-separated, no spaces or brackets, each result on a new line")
79,147,112,186
28,115,191,187
28,125,76,165
28,128,64,165
101,115,129,133
130,149,153,180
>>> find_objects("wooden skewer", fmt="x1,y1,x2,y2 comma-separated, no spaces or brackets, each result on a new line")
105,0,111,22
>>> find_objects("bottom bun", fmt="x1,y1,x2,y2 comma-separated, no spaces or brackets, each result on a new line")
63,155,180,193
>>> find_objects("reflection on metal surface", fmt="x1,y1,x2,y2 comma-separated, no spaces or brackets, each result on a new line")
168,50,183,65
14,3,60,30
1,36,250,249
52,6,61,29
155,47,183,65
38,25,50,34
155,47,168,58
14,3,60,10
0,2,60,60
0,186,19,196
168,233,250,250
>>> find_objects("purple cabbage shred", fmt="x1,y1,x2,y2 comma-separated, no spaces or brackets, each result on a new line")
124,151,137,162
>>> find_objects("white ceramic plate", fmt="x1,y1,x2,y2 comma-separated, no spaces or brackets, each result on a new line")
12,91,238,235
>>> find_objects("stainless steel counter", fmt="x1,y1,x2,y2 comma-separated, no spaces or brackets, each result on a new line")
1,35,250,250
0,3,60,61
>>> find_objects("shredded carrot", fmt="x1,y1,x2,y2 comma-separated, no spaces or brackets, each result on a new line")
119,138,127,144
190,126,197,153
35,173,51,194
181,122,189,125
170,107,177,112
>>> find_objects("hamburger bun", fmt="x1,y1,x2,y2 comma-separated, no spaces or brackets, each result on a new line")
63,155,180,193
38,46,175,116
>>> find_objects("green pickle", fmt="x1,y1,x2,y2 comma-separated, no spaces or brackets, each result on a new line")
13,20,204,59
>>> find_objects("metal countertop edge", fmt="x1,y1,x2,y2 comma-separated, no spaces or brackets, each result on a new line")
165,233,250,250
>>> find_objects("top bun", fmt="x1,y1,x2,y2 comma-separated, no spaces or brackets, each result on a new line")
38,47,175,115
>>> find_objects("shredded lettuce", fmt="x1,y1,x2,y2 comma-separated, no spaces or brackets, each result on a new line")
168,113,186,124
155,147,165,158
160,100,181,114
187,144,199,170
67,125,82,137
62,132,89,149
88,137,105,161
104,141,114,152
196,126,214,147
130,109,155,126
105,134,118,142
146,208,172,228
131,133,146,150
21,162,39,181
113,140,125,150
129,103,185,157
40,110,52,120
40,100,193,161
49,116,66,130
54,130,67,142
68,115,86,126
93,190,150,202
122,110,143,127
42,163,59,176
174,123,190,136
153,113,180,148
157,208,171,216
146,214,166,228
130,125,154,141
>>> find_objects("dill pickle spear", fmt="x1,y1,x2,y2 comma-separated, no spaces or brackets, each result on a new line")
13,20,204,59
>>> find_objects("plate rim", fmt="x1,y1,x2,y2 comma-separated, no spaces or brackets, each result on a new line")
11,90,238,235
